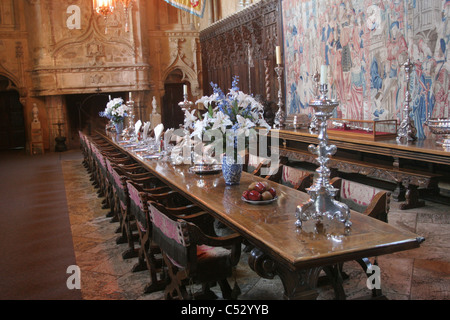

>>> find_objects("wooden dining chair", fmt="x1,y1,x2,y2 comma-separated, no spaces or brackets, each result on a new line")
330,177,390,223
125,180,172,293
148,201,242,300
243,153,271,176
126,180,216,294
264,164,314,193
109,164,165,259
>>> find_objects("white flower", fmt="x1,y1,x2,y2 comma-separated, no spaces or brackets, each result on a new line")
258,117,271,129
188,77,271,149
184,109,198,129
196,93,219,109
191,119,206,140
100,97,128,123
236,115,256,136
115,105,129,117
211,111,233,134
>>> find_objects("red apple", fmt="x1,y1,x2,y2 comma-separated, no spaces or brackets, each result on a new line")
242,190,250,200
254,182,266,193
268,187,276,197
248,190,262,201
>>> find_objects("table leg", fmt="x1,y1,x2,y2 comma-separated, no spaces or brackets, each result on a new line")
392,181,406,202
249,248,321,300
400,184,425,210
356,258,385,299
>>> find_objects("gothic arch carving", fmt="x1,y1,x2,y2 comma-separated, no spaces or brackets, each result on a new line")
162,38,201,97
0,64,24,97
52,15,135,66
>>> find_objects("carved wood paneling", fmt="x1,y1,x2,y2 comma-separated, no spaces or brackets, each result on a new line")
199,0,282,104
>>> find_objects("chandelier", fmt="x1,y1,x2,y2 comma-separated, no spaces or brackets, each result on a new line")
93,0,116,17
93,0,116,33
93,0,133,33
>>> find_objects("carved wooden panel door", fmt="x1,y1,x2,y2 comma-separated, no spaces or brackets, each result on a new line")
162,83,185,130
0,91,25,150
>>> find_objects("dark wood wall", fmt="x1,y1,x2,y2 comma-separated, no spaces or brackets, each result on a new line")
199,0,283,107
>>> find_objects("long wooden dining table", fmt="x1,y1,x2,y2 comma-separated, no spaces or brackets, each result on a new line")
101,131,424,300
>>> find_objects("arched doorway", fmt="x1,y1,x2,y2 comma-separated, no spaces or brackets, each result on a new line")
162,69,187,130
0,76,25,150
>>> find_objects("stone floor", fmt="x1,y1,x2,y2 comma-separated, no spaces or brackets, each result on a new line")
61,150,450,300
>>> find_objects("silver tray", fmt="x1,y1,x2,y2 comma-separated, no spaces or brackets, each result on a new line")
241,196,278,205
142,154,162,160
189,164,222,175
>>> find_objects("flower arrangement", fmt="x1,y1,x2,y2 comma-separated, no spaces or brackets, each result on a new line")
190,76,270,157
99,97,129,124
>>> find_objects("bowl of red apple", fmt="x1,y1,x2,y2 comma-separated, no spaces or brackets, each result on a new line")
241,181,278,205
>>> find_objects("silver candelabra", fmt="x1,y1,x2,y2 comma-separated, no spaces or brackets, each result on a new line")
178,93,194,113
273,66,285,129
295,84,351,229
124,98,136,138
309,70,320,134
396,58,417,143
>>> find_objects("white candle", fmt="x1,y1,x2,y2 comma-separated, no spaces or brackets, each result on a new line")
108,95,111,101
320,65,327,85
183,85,188,95
129,92,132,101
276,46,282,65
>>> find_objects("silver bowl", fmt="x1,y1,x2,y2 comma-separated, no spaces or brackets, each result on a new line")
425,118,450,147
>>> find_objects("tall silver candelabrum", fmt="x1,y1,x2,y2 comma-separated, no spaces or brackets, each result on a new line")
295,84,351,229
309,70,320,134
125,99,136,138
178,93,194,113
273,65,286,129
397,58,417,143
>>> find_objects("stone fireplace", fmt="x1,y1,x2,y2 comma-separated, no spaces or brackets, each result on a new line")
25,1,152,151
0,0,205,153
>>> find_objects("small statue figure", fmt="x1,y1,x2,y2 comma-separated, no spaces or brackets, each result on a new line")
152,96,157,114
32,104,39,123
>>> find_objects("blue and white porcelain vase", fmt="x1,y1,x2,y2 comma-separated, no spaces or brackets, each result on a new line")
114,122,124,135
222,154,243,186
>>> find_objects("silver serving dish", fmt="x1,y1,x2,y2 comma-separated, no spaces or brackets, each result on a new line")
189,164,222,175
425,118,450,147
142,153,162,160
242,196,278,205
285,114,310,129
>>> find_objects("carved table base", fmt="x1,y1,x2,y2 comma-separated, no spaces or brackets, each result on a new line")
249,248,321,300
249,247,385,300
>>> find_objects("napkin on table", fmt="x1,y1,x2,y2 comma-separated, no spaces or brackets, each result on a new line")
143,122,151,140
135,120,142,136
154,123,164,143
164,128,174,149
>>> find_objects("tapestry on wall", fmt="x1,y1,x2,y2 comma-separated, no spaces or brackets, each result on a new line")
164,0,207,18
282,0,449,139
